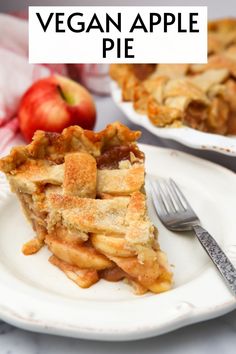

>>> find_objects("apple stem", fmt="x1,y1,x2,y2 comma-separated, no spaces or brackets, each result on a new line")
57,85,68,103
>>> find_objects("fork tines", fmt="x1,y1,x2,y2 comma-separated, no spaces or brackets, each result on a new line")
150,178,193,215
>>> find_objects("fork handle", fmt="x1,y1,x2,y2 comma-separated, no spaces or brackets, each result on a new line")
193,225,236,296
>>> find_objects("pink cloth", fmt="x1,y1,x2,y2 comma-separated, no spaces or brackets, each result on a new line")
0,14,68,155
0,118,19,154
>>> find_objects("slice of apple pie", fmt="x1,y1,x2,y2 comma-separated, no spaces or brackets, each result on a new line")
0,122,172,294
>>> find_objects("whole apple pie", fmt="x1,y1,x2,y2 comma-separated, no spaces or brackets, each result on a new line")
0,122,172,294
110,18,236,135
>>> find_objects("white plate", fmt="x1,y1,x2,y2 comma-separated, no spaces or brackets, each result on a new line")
111,81,236,156
0,145,236,341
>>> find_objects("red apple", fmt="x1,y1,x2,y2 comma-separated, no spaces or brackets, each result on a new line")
18,75,96,142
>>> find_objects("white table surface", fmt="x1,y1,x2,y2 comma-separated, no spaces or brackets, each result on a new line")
0,95,236,353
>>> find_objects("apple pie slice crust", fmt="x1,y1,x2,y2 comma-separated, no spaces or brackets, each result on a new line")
0,122,172,294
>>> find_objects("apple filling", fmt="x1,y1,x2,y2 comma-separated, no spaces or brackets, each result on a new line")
16,191,48,254
183,101,209,131
96,144,144,169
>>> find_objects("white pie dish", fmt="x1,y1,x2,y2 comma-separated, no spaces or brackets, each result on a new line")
0,145,235,341
111,81,236,156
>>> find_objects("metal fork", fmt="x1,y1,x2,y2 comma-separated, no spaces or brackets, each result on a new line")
150,177,236,296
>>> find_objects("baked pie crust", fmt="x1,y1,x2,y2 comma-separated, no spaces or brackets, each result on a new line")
0,122,172,294
110,19,236,135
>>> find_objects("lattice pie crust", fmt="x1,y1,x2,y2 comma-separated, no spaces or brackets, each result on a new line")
110,19,236,135
0,122,172,294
